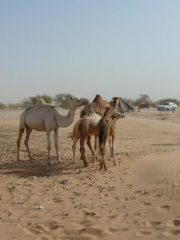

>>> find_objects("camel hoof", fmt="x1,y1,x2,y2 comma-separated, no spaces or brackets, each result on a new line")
45,163,51,172
57,157,62,164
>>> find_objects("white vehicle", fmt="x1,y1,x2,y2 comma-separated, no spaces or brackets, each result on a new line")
157,102,177,111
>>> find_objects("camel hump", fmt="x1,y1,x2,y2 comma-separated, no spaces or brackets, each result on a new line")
34,98,54,107
34,98,46,106
92,94,110,107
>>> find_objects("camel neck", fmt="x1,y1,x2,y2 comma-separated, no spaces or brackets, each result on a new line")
54,105,76,128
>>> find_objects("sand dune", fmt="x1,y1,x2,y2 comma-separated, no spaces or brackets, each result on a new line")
0,108,180,239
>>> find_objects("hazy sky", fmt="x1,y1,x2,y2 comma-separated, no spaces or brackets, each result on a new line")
1,0,180,104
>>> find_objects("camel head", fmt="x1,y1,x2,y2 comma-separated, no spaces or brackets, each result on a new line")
103,107,111,117
111,110,125,121
69,97,89,109
103,107,125,121
112,97,120,105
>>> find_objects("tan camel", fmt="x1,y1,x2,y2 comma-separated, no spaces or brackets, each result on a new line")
70,96,121,165
112,97,120,112
71,110,124,167
80,95,120,154
17,97,88,167
71,113,102,164
98,107,124,170
80,94,112,117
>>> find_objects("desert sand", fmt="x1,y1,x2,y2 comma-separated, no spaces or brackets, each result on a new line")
0,108,180,240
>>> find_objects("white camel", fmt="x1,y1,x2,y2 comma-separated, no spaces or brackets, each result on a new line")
17,97,88,167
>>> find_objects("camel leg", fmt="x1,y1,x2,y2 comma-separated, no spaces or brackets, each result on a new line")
111,134,118,166
46,130,52,166
102,145,107,171
93,136,98,163
54,129,62,164
99,144,103,169
17,128,24,161
80,137,88,167
72,137,78,163
24,126,33,160
86,135,94,155
108,136,113,157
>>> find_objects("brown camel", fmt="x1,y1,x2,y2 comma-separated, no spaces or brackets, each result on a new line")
80,94,116,117
70,96,121,166
98,107,124,171
17,97,88,168
71,113,102,165
80,95,120,155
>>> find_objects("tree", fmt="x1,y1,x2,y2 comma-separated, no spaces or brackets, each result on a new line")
54,93,73,109
123,98,135,107
8,103,23,110
22,94,53,107
134,94,151,106
158,98,179,105
0,102,6,110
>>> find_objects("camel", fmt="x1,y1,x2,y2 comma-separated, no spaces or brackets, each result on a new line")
80,95,120,152
98,107,124,171
70,96,121,166
17,97,89,168
71,109,124,167
112,97,120,112
71,113,102,164
80,94,112,117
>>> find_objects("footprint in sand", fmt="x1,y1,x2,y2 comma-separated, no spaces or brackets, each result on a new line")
109,227,128,233
135,190,149,196
121,197,129,202
143,220,164,230
52,197,63,203
48,221,63,231
85,211,96,216
167,219,180,227
139,200,151,206
158,205,170,212
163,229,180,236
136,231,151,236
79,227,103,237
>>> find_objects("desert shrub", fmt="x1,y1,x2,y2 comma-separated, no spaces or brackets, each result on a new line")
54,93,73,109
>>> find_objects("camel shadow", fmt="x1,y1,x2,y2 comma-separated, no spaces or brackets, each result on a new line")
0,157,83,178
151,142,180,146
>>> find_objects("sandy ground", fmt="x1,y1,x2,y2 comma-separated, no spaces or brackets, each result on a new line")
0,108,180,239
